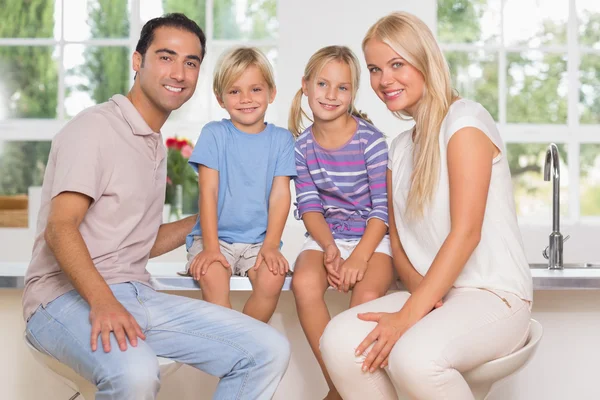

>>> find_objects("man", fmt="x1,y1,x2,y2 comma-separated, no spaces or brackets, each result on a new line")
23,13,290,400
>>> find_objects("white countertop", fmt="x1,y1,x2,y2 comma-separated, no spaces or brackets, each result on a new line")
2,262,600,290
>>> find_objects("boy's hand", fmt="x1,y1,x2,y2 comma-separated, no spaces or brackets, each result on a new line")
324,244,342,289
253,245,289,276
188,249,230,280
339,255,368,292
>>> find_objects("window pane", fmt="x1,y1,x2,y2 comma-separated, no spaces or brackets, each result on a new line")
437,0,501,44
64,0,129,41
0,46,59,119
148,0,206,30
214,0,278,40
0,140,51,228
580,144,600,216
578,0,600,49
445,50,498,120
507,143,568,219
506,51,567,124
504,0,567,47
65,45,130,117
0,0,57,38
579,54,600,124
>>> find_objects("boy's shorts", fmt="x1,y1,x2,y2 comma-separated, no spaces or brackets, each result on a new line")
184,236,262,277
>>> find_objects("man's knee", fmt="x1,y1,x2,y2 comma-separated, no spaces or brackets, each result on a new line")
253,327,291,374
97,359,161,399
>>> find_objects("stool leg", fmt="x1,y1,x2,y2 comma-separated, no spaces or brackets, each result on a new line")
78,385,97,400
470,383,493,400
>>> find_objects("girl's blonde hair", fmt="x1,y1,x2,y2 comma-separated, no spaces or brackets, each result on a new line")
288,45,371,137
363,12,457,219
213,47,276,100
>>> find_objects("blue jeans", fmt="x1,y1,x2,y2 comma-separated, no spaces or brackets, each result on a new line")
26,282,290,400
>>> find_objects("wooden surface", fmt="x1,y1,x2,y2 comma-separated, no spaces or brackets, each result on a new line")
0,195,28,228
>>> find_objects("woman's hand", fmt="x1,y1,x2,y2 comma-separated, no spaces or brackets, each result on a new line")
355,300,443,372
355,310,413,372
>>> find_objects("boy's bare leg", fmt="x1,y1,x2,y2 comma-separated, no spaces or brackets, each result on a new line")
197,262,232,308
245,264,286,323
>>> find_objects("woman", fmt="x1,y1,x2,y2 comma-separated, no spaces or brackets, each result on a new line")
319,12,533,400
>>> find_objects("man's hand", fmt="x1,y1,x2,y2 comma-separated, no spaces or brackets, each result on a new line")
253,245,289,275
324,244,342,289
188,249,230,280
89,299,145,353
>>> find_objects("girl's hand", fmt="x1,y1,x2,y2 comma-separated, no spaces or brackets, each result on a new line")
253,246,289,275
339,256,368,292
324,244,342,289
355,310,412,373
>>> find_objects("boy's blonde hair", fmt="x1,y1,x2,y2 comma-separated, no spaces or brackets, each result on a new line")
288,45,371,137
213,47,276,100
363,12,457,219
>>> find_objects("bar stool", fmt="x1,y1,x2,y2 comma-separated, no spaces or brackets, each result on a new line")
463,319,543,400
24,333,182,399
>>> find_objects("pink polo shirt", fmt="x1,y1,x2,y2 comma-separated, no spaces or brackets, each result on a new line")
22,94,167,321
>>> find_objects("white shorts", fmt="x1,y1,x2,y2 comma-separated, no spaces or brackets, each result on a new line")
298,235,392,261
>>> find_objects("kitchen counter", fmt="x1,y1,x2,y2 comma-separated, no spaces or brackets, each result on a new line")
2,262,600,290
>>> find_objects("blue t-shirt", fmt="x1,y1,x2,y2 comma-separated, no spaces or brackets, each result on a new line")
186,119,297,249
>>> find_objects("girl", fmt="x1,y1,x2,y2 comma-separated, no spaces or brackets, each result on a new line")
289,45,394,400
320,13,533,400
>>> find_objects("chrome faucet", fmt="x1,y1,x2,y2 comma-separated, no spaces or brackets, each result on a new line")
542,143,568,269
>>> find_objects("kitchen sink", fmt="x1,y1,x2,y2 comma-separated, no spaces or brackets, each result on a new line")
529,263,600,269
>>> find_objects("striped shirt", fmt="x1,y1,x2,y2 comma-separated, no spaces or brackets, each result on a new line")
294,117,389,240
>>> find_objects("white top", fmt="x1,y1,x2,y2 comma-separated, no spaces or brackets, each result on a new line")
388,99,533,301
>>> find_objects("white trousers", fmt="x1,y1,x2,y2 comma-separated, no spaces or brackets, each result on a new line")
320,287,531,400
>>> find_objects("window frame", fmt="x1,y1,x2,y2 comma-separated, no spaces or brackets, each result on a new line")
0,0,278,231
438,0,600,225
0,0,278,138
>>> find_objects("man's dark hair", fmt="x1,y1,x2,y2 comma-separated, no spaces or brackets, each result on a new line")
136,13,207,63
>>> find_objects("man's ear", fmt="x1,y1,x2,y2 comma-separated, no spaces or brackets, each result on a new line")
268,86,277,104
132,51,143,73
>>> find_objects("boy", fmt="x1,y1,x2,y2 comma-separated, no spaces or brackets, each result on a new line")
186,47,296,323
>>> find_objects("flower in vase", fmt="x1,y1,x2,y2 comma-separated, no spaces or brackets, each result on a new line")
165,136,197,219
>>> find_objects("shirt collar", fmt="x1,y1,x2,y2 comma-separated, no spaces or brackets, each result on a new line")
110,94,157,137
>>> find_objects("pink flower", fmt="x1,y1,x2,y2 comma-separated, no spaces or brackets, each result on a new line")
166,176,172,185
181,144,193,159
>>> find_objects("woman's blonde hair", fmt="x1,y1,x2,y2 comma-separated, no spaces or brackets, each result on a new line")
363,12,457,219
288,45,371,137
213,46,276,100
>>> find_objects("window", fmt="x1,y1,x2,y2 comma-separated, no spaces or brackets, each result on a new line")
438,0,600,223
0,0,278,227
